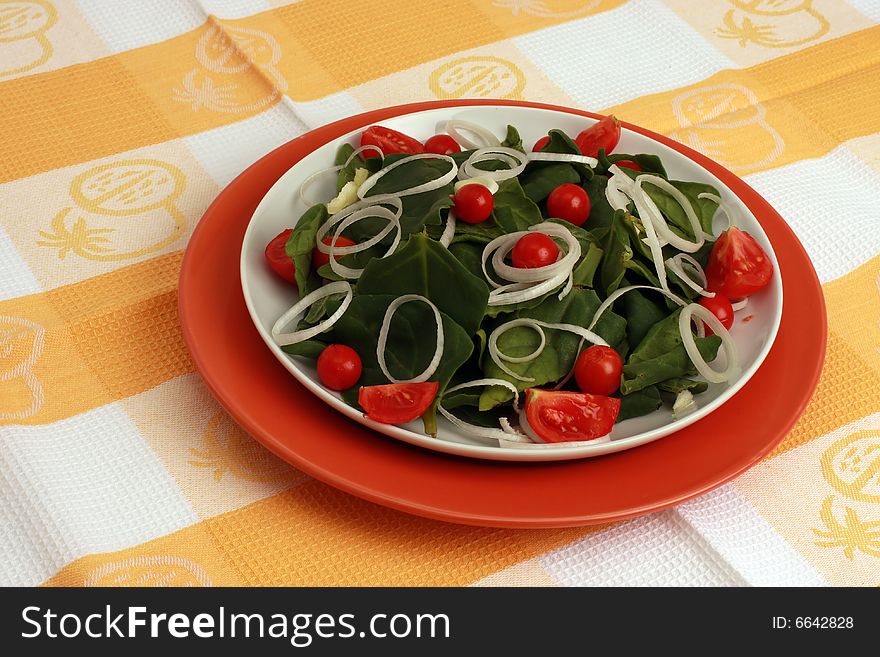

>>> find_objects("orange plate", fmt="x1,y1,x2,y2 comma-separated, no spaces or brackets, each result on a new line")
179,100,825,528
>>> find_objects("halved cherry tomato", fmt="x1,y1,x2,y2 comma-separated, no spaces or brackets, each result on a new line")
424,134,461,155
546,183,590,226
361,125,424,156
313,236,357,269
265,229,295,284
524,388,620,443
317,344,362,391
532,135,551,152
615,159,642,171
705,227,773,298
575,115,620,158
452,184,494,224
511,233,559,269
698,294,734,335
573,345,622,396
359,382,440,424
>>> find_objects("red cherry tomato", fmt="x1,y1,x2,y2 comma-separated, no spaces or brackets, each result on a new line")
317,344,362,391
705,227,773,298
698,294,734,336
358,382,440,424
532,135,550,151
575,115,620,158
265,229,295,284
615,159,642,171
524,388,620,443
313,236,357,270
574,345,623,396
511,233,559,269
452,184,494,224
424,134,461,155
546,183,590,226
361,125,424,156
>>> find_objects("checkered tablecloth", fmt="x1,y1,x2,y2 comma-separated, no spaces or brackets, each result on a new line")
2,0,879,587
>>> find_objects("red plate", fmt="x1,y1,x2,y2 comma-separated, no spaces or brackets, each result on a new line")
179,100,825,528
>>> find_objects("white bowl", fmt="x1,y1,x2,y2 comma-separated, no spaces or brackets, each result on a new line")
240,105,783,462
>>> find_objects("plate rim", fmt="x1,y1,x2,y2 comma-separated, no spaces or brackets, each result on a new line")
179,99,826,527
237,103,784,461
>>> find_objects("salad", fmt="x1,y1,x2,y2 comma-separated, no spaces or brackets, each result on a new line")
263,115,774,449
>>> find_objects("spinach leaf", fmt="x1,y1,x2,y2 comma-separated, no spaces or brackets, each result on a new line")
572,242,603,288
447,241,485,280
285,204,328,296
493,177,544,229
537,129,593,180
281,339,327,359
334,143,380,192
617,385,662,422
479,289,626,409
599,209,633,297
521,163,579,204
364,155,455,232
628,308,686,363
641,180,720,238
598,152,667,178
657,378,709,395
582,175,616,230
619,289,667,351
621,336,720,395
357,234,489,335
500,125,524,152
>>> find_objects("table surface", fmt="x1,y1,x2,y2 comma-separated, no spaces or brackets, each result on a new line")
2,0,879,587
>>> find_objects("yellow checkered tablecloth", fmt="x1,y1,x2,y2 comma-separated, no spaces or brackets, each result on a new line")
2,0,879,587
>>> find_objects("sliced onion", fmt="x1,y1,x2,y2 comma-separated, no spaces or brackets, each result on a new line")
527,152,598,167
439,210,456,248
698,192,736,238
487,272,569,306
665,253,715,298
460,146,528,182
588,284,685,331
357,153,457,203
377,295,443,383
731,298,749,312
624,180,670,292
672,389,696,418
316,196,403,253
298,145,385,207
445,119,500,149
444,378,521,412
635,174,704,253
488,318,608,382
272,281,353,346
326,206,402,279
454,176,499,194
557,271,574,300
679,303,740,384
437,378,525,443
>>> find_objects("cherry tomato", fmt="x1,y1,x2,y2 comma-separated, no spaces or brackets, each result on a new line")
705,227,773,298
524,388,620,443
358,381,440,424
317,344,362,391
361,125,424,156
313,236,357,270
532,135,550,151
615,159,642,171
575,115,620,158
424,134,461,155
546,183,590,226
698,294,734,336
265,229,295,284
573,345,623,396
511,233,559,269
452,184,494,224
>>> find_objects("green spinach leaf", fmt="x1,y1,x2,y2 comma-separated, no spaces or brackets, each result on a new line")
285,204,328,296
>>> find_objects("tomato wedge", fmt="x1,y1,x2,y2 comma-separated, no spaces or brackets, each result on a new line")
264,229,295,284
524,389,620,443
361,126,424,156
359,382,439,424
705,227,773,298
575,115,620,158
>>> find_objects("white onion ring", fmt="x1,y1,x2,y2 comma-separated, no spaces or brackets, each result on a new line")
588,284,686,331
299,145,384,206
731,298,749,312
460,146,529,182
488,318,608,382
439,210,456,248
357,153,457,203
326,206,402,279
444,378,521,413
437,378,527,443
665,253,715,298
445,119,501,149
454,176,499,194
635,174,704,253
316,196,403,253
679,303,740,384
527,152,598,167
272,281,353,347
377,295,443,383
698,192,736,238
